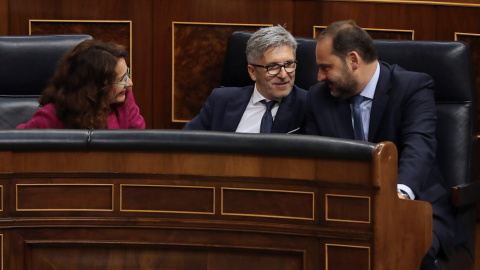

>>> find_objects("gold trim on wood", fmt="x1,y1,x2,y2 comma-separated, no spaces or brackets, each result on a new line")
28,19,133,75
120,184,215,214
455,32,480,40
221,187,315,220
322,0,480,8
16,184,114,212
314,26,414,40
171,21,273,123
172,22,273,27
325,243,371,270
325,194,371,223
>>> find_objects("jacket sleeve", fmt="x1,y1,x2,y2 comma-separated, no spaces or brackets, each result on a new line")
183,89,219,131
396,73,440,198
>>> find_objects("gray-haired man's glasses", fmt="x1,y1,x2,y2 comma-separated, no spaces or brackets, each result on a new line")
250,60,297,76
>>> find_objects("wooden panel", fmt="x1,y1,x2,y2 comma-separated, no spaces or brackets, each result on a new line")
326,244,370,270
221,188,314,220
27,244,304,270
172,22,271,122
129,0,154,128
16,184,113,211
326,194,371,223
316,160,372,184
436,6,480,41
14,227,309,270
29,20,132,68
10,151,375,184
0,152,11,173
0,0,7,35
121,184,215,214
314,26,414,40
154,0,294,128
293,1,436,40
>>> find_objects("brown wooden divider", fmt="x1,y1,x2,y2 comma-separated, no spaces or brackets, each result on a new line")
0,140,431,269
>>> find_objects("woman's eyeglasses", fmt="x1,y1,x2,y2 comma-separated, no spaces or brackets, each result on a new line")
113,67,130,87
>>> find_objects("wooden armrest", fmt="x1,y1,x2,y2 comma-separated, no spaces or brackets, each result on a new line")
451,181,480,207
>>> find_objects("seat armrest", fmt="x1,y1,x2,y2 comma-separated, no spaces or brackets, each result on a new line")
451,181,480,207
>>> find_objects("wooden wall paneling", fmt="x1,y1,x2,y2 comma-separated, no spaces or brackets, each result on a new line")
15,228,308,269
129,0,154,129
9,1,133,36
29,20,132,66
435,6,480,42
154,0,294,129
313,26,414,40
221,188,315,220
326,244,370,270
293,1,436,40
435,6,480,60
0,0,7,35
172,22,271,123
8,0,154,128
121,184,215,214
16,184,114,212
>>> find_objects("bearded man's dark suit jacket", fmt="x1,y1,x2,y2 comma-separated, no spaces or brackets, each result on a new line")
183,85,307,133
305,61,454,259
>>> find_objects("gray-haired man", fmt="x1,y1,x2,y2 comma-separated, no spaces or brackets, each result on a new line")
184,25,307,134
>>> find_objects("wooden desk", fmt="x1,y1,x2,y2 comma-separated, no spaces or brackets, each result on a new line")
0,138,431,269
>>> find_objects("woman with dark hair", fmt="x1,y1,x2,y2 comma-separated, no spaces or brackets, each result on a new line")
17,39,145,129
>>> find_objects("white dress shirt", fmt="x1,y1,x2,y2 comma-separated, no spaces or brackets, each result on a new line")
236,85,281,133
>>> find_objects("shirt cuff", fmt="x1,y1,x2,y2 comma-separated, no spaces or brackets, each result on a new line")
397,184,415,200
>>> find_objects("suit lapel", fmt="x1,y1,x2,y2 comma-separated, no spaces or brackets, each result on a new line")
222,86,253,132
368,63,391,141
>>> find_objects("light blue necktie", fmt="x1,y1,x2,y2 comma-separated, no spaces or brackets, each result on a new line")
350,95,365,141
260,99,276,133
